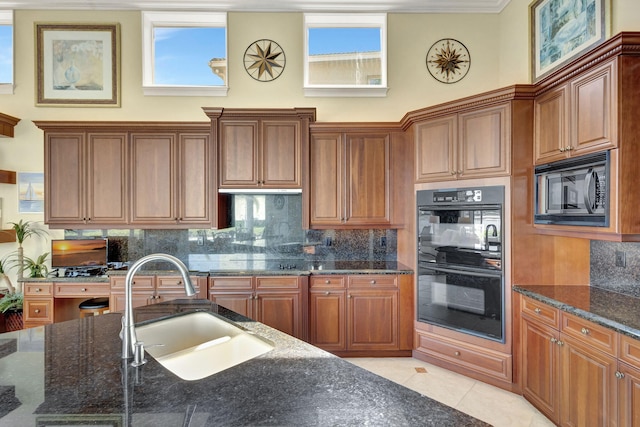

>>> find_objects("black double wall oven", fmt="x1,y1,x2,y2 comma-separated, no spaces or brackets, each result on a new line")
417,185,505,343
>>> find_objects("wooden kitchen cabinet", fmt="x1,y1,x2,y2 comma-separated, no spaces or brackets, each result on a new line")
23,282,54,329
208,275,308,340
414,103,510,183
109,275,201,314
619,334,640,427
130,132,211,227
204,108,315,191
309,131,391,227
309,274,412,355
534,60,616,165
521,295,620,426
43,131,128,227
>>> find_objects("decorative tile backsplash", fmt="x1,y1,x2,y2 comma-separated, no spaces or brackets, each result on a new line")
590,240,640,298
64,194,397,271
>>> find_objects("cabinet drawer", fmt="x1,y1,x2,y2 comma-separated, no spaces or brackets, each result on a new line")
24,299,53,323
255,276,301,290
416,330,512,381
110,276,155,290
560,311,618,356
522,295,560,329
310,275,345,289
619,334,640,366
348,275,397,289
24,282,53,297
156,275,199,291
209,277,253,290
54,283,110,297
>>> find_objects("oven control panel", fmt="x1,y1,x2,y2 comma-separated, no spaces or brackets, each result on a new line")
432,189,482,203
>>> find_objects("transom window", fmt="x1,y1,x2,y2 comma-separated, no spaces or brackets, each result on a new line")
304,13,387,97
0,10,13,94
142,11,227,96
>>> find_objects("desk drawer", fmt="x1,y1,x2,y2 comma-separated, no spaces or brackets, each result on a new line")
54,283,110,297
24,299,53,323
24,282,53,297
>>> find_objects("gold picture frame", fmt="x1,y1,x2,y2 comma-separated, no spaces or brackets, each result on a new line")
530,0,610,82
35,23,120,107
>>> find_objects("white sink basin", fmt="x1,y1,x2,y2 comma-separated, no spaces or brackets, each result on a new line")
135,311,274,381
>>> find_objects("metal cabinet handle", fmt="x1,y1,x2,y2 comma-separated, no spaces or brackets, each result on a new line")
556,340,564,346
324,291,330,296
581,327,590,335
347,294,352,298
34,309,40,314
566,146,572,151
370,280,376,285
325,280,330,284
454,351,461,356
550,337,557,343
35,288,41,292
615,371,625,379
450,171,456,175
81,288,87,292
534,308,541,314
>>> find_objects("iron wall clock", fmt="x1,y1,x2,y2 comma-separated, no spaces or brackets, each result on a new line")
243,39,286,82
426,38,471,84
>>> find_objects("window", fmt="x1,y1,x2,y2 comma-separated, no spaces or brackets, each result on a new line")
142,11,227,96
0,10,13,94
304,13,387,97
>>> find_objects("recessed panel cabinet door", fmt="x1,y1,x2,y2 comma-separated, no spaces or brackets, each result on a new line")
348,290,398,351
45,133,84,223
87,133,128,224
261,120,301,187
130,134,175,224
415,116,456,182
178,133,210,224
309,289,346,351
310,133,343,225
219,121,259,187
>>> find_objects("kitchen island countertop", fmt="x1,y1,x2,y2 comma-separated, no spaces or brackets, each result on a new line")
0,299,485,426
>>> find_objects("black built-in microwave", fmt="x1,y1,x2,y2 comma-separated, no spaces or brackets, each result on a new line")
534,151,609,227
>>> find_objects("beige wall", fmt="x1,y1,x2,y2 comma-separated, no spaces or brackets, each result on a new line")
0,2,639,276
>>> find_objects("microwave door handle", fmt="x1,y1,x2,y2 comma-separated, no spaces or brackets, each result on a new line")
584,168,595,214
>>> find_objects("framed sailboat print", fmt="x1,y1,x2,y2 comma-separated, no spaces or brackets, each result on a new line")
18,172,44,213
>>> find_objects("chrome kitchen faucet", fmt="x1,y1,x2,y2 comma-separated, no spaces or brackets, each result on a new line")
120,254,196,361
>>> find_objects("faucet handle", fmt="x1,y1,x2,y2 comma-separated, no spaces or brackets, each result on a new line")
131,341,147,367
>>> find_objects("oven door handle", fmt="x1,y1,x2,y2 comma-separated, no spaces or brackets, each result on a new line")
420,264,502,279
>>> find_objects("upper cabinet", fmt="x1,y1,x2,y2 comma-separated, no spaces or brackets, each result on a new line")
204,108,316,191
531,33,640,240
36,122,216,229
309,130,392,227
414,104,511,182
0,112,20,138
534,60,616,165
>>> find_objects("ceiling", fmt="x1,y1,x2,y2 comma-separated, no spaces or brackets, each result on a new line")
0,0,512,13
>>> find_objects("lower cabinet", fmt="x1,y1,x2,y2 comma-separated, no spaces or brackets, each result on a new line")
23,282,54,329
309,274,412,355
208,275,308,341
521,295,638,426
109,275,201,315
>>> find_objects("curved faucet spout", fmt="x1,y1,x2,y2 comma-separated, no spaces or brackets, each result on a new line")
121,253,196,360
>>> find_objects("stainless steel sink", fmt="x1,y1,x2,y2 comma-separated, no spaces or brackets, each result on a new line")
135,311,274,381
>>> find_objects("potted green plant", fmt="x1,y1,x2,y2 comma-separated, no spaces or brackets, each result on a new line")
0,292,23,332
22,252,49,278
0,254,15,294
8,220,48,281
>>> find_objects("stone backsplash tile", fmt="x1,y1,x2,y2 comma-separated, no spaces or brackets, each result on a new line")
590,240,640,298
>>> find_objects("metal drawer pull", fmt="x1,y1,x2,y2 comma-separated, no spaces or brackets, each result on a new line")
615,371,625,379
35,288,41,292
454,351,461,356
580,327,590,335
370,280,376,284
325,291,330,296
34,309,40,314
550,337,557,343
81,288,87,292
325,280,330,284
534,308,541,314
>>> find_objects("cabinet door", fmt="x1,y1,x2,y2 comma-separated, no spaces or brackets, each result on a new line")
130,133,176,224
45,132,85,224
209,293,254,318
177,133,211,225
309,289,346,351
345,133,390,225
458,104,510,179
86,133,128,224
571,60,617,156
521,314,560,424
534,85,569,164
219,121,259,187
261,120,301,188
255,291,301,338
347,289,398,351
415,116,456,182
618,361,640,427
560,334,618,427
310,133,343,225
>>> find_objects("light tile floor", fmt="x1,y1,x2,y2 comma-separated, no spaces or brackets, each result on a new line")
346,357,556,427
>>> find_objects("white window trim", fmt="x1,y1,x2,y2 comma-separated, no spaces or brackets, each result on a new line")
142,11,228,97
303,13,388,98
0,10,14,95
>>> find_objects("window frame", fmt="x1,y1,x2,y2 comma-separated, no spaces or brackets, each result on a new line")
303,13,388,98
0,10,14,95
142,11,228,96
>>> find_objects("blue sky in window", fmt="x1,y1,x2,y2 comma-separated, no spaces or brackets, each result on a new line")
154,27,226,86
309,27,380,55
0,25,12,83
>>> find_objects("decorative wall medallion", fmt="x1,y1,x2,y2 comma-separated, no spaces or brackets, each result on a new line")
243,39,286,82
426,38,471,84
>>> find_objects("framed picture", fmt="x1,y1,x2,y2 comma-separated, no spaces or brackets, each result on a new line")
35,23,120,106
530,0,610,82
18,172,44,214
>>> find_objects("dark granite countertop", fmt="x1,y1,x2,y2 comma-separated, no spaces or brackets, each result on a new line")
0,300,485,426
513,285,640,340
